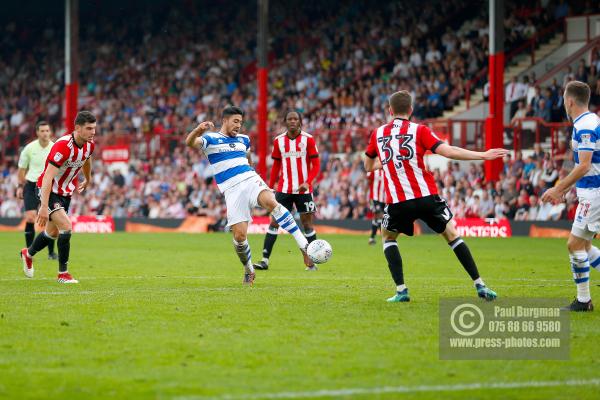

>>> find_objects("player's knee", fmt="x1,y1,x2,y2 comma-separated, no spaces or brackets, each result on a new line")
442,230,459,243
267,201,285,215
62,220,73,232
264,199,279,213
25,214,36,224
567,237,586,253
46,226,59,239
233,231,247,243
382,231,396,242
441,222,458,242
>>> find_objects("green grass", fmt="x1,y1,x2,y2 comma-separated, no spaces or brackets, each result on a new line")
1,232,599,400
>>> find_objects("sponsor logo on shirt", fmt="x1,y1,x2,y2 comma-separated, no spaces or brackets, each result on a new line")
65,160,86,168
283,150,307,158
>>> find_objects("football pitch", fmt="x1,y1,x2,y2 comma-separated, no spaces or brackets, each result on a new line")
1,232,599,400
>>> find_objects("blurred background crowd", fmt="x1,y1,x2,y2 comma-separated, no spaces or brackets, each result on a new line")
1,0,599,223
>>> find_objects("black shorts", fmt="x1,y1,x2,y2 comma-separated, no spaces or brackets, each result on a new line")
382,195,453,236
42,192,72,218
23,181,40,211
275,192,317,214
370,200,385,214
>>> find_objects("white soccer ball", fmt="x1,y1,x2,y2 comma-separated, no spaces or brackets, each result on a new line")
307,239,333,264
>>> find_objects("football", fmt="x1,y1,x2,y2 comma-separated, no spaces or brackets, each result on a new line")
306,239,333,264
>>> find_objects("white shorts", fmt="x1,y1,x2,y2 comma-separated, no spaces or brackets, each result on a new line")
224,177,270,227
571,197,600,240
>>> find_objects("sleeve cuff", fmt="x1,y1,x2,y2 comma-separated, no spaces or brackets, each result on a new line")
309,155,319,159
49,160,61,168
365,152,377,159
578,148,595,151
430,141,444,153
272,156,281,160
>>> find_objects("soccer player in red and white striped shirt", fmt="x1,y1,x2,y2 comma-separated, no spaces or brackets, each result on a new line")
367,169,386,245
254,110,321,271
364,91,507,303
20,111,96,284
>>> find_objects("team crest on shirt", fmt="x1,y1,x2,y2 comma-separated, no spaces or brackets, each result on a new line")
298,142,306,149
53,153,63,162
581,133,592,147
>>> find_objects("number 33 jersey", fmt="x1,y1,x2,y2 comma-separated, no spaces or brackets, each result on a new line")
365,118,443,203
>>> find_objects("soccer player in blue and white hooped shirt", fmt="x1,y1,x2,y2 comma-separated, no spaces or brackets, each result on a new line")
542,81,600,312
185,106,313,286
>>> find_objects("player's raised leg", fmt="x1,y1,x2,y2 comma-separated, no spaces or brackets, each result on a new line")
231,222,255,286
381,228,409,303
564,233,593,311
441,221,497,300
257,189,313,268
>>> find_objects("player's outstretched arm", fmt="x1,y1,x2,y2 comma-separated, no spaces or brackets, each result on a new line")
542,150,592,204
185,121,214,149
434,143,509,161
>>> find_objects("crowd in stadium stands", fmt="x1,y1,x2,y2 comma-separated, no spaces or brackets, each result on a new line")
302,0,579,131
0,0,377,155
0,0,598,222
507,52,600,123
0,140,580,223
3,0,588,156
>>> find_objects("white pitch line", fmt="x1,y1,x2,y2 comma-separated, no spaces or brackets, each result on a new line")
174,378,600,400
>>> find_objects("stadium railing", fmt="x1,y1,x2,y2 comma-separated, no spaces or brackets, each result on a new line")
510,117,571,155
535,36,600,86
565,13,600,42
465,18,566,109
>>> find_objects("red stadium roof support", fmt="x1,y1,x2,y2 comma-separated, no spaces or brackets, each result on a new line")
256,0,269,179
485,0,504,182
65,0,79,133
